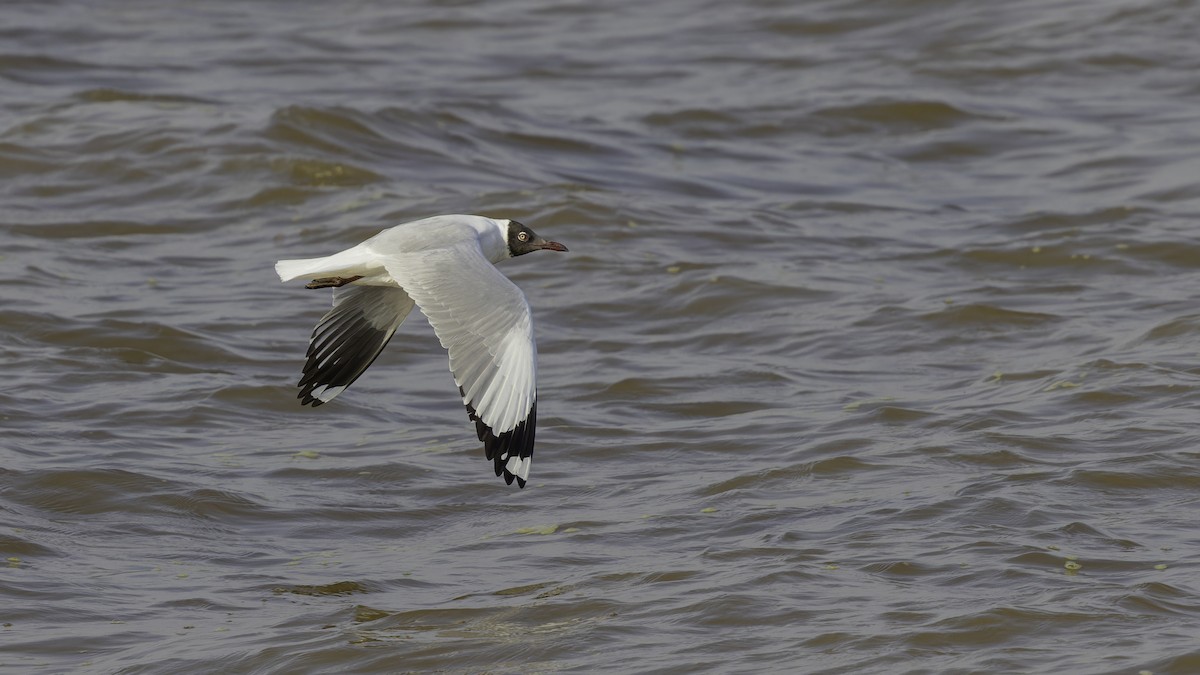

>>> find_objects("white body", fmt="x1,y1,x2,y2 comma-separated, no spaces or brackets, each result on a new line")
275,215,510,285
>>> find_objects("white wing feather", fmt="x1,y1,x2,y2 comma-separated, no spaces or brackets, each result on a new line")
380,244,537,436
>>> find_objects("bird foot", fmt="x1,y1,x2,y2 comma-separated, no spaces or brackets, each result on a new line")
305,275,363,289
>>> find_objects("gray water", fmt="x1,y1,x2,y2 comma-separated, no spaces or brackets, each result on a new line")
3,1,1200,673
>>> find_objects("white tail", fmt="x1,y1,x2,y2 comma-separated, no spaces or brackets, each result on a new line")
275,246,378,282
275,257,327,282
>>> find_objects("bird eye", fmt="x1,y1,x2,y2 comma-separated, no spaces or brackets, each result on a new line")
517,232,529,241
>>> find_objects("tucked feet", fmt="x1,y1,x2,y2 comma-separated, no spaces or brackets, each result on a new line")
305,275,364,289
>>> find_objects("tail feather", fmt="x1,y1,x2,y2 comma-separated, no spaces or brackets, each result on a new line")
275,257,328,282
275,246,377,282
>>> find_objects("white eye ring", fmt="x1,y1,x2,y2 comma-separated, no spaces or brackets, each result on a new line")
517,232,528,241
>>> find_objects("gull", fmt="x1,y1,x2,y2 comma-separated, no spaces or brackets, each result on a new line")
274,215,568,488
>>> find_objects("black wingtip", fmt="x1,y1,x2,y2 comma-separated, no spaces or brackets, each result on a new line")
298,390,325,407
460,387,536,487
290,286,412,410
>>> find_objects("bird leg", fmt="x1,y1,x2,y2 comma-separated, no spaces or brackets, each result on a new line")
305,275,363,289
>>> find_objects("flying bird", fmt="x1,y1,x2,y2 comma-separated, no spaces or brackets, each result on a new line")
275,215,568,487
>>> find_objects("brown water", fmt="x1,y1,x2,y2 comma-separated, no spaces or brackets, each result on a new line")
3,1,1200,673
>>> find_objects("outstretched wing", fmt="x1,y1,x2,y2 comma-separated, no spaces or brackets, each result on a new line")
381,244,538,487
297,284,415,406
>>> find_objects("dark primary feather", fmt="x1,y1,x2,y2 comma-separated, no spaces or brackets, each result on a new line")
461,386,537,488
297,285,413,406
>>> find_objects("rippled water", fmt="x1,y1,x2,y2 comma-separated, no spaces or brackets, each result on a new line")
4,1,1200,673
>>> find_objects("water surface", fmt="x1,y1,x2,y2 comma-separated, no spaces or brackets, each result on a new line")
3,1,1200,673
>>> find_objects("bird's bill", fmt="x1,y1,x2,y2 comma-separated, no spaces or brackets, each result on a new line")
537,240,568,252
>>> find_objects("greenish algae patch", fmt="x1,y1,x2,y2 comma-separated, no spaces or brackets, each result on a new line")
277,580,369,596
515,524,558,535
353,605,391,622
494,582,555,597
